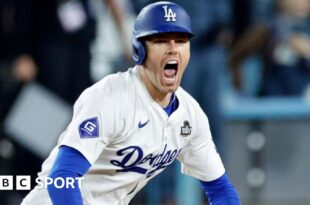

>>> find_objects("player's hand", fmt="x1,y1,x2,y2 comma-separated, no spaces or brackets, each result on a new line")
289,33,310,58
12,55,38,82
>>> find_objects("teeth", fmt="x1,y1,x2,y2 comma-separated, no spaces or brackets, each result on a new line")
167,60,178,64
165,75,176,80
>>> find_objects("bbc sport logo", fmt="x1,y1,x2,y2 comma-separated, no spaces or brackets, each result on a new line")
0,175,84,190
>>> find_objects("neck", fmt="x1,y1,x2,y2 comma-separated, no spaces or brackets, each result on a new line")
139,66,172,108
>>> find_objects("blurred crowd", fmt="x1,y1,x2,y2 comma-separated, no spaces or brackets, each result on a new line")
1,0,310,204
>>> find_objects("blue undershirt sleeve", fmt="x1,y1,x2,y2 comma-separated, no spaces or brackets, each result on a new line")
47,145,91,205
200,173,241,205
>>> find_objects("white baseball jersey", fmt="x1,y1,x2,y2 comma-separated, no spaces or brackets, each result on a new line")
22,66,225,205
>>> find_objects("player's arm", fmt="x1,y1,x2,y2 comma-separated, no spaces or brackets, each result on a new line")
47,145,91,205
200,173,241,205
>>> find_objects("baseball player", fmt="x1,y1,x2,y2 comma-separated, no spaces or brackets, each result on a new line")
21,1,241,205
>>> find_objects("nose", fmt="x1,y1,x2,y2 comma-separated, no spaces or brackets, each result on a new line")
167,40,178,54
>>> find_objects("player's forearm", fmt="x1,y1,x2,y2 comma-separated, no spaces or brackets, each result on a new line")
47,171,84,205
47,146,91,205
200,173,241,205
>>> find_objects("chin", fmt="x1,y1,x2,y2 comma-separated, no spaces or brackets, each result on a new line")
165,85,179,93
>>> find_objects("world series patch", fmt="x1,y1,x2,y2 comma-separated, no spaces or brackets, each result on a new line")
180,120,191,137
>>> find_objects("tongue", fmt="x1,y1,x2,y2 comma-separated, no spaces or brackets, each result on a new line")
164,69,176,77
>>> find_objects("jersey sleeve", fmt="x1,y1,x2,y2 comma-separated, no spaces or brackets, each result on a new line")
177,104,225,182
59,81,121,164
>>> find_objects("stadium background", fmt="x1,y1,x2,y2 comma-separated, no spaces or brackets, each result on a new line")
1,0,310,204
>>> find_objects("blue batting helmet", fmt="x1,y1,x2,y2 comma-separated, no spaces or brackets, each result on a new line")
132,1,194,65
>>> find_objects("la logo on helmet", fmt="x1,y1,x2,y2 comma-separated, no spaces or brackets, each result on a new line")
162,5,176,21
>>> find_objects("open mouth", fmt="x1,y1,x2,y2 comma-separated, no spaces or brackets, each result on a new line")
163,60,178,83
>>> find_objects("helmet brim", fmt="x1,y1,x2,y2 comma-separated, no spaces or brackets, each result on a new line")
135,24,194,39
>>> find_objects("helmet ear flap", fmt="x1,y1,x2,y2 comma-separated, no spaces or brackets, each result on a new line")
132,36,146,65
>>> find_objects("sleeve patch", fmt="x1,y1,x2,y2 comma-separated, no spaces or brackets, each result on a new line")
79,117,99,138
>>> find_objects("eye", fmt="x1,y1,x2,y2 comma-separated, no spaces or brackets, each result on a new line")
153,39,168,44
175,38,188,44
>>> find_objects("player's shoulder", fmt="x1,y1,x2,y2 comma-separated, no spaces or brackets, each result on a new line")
78,68,135,103
176,87,201,111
